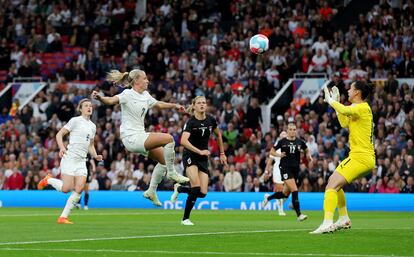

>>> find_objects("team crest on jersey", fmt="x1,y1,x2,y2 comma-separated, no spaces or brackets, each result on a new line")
187,158,192,164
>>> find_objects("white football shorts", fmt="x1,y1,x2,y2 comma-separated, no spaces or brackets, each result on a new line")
60,156,87,177
122,132,150,156
272,164,284,184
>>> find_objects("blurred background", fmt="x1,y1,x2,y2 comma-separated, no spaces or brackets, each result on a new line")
0,0,413,198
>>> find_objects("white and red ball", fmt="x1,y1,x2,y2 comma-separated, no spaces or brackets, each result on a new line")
249,34,269,54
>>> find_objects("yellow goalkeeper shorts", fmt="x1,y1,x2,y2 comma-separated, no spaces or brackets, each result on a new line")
336,155,375,183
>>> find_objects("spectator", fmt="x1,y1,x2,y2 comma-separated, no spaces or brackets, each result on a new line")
244,175,254,192
384,73,399,95
0,107,12,124
5,168,24,190
384,179,400,193
369,178,386,193
111,174,128,191
265,64,280,91
0,171,6,189
401,176,414,193
221,103,239,124
400,155,414,182
97,168,111,190
62,62,77,81
222,122,238,149
250,177,267,192
308,49,330,74
224,165,242,192
58,95,75,122
245,98,262,131
246,134,261,155
299,177,313,192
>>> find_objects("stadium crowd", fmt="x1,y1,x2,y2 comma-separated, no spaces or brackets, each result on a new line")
0,0,413,194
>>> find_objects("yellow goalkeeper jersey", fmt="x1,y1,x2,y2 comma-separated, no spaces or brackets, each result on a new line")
331,101,375,158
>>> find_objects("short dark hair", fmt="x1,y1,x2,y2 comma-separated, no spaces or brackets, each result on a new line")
353,80,374,100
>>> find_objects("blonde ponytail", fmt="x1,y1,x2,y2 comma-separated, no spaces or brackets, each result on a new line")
106,70,130,87
106,69,145,88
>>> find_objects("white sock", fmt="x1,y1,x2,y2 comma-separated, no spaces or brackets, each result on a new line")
338,215,350,221
149,164,167,191
322,219,334,226
163,142,176,174
48,178,63,192
277,198,284,212
60,192,81,218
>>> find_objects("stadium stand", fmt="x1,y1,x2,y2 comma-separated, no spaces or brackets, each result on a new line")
0,0,413,195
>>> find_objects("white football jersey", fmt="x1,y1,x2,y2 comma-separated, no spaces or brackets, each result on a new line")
271,149,281,167
64,116,96,160
271,140,281,167
117,89,158,138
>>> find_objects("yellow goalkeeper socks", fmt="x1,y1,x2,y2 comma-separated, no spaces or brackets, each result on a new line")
323,189,338,221
337,188,348,217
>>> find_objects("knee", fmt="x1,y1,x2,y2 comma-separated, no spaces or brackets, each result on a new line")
61,186,71,193
282,189,291,198
61,189,70,193
74,186,84,194
325,184,335,191
190,186,201,197
165,135,174,144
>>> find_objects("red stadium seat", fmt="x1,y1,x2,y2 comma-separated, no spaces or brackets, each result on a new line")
61,35,69,45
43,53,54,58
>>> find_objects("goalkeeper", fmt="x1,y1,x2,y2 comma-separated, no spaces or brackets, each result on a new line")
310,81,375,234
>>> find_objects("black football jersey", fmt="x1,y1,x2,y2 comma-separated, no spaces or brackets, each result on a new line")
275,138,307,168
183,114,217,154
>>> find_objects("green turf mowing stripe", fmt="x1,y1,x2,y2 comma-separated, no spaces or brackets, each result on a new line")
0,248,412,257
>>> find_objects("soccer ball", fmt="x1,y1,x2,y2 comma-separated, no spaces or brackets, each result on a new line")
249,34,269,54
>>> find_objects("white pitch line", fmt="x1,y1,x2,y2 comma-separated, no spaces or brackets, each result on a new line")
0,229,307,246
0,227,413,246
0,248,412,257
0,212,171,217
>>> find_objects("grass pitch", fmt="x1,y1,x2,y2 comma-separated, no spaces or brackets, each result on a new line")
0,208,413,257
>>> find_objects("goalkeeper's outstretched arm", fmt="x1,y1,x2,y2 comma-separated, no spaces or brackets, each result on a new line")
331,101,360,117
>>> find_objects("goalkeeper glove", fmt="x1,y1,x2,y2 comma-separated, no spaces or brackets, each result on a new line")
324,87,334,105
331,86,340,102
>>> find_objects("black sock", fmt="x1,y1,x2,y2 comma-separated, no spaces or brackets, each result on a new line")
291,191,301,217
183,187,200,220
178,185,191,194
84,192,89,206
198,192,207,198
267,192,287,201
